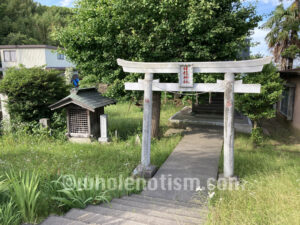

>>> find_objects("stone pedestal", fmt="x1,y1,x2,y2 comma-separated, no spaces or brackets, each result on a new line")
39,118,50,128
0,94,10,121
0,94,10,130
132,164,158,179
98,114,109,143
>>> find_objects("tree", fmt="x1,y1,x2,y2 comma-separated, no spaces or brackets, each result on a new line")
263,1,300,70
0,0,72,45
235,63,283,129
0,66,69,122
57,0,261,137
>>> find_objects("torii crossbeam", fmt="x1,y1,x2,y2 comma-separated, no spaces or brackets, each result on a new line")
117,57,272,178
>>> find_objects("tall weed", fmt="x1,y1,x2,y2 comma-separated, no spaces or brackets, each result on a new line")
52,175,108,210
6,171,40,224
0,200,21,225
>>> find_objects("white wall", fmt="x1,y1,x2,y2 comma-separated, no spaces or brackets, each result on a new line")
45,49,75,68
0,48,75,70
1,48,46,68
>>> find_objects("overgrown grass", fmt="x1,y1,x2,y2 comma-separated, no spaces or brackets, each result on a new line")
207,133,300,225
0,102,182,223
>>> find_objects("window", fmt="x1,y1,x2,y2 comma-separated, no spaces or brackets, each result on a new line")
57,53,64,60
279,85,295,120
69,109,88,134
3,50,16,62
280,88,289,116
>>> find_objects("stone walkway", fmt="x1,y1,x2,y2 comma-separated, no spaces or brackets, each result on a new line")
41,127,223,225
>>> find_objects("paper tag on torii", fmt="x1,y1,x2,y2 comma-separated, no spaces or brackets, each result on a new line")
179,65,193,88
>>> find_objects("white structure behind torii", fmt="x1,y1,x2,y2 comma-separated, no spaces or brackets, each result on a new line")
117,57,272,178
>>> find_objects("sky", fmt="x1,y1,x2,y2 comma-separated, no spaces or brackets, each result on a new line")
35,0,295,57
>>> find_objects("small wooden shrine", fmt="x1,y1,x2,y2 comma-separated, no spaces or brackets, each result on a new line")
49,88,116,142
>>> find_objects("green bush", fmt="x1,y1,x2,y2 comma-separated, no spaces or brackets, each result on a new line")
0,66,69,122
251,127,264,146
235,63,283,128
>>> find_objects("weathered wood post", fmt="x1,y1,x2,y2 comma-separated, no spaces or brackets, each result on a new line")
131,72,158,178
141,73,153,168
224,73,235,178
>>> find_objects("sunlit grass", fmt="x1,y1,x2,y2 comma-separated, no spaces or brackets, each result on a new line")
0,101,182,222
207,133,300,225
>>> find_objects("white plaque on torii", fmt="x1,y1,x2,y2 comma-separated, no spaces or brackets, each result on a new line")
117,57,272,178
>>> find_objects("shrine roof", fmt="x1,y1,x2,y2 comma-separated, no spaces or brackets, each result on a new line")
49,87,116,112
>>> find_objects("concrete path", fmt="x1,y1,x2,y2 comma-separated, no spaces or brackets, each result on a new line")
143,127,223,203
41,127,223,225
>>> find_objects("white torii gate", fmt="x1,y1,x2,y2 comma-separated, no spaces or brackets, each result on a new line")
117,57,272,178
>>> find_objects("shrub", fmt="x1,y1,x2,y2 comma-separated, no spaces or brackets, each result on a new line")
6,171,41,224
251,127,264,146
0,66,69,122
235,63,283,129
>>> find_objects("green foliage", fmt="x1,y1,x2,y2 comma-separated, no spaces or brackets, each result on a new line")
50,111,67,140
0,0,72,45
57,0,260,99
262,1,299,69
235,63,283,125
0,201,21,225
0,66,69,122
250,127,264,146
51,175,108,209
281,44,300,59
6,171,40,224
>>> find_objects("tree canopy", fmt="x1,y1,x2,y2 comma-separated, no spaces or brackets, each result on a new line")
0,0,72,45
235,63,283,128
262,0,300,70
57,0,261,99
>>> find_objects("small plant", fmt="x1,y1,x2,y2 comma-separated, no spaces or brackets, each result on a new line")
6,171,41,224
0,176,9,202
251,127,264,146
0,200,21,225
51,175,108,209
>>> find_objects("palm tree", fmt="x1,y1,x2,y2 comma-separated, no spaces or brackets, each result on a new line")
263,0,300,70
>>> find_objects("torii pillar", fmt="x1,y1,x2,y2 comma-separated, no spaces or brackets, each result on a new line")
117,57,272,178
224,73,235,177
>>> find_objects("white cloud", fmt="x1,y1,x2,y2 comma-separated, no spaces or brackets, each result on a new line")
60,0,73,7
250,22,272,56
243,0,293,7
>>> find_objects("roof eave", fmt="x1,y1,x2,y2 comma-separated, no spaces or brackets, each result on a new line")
49,98,96,112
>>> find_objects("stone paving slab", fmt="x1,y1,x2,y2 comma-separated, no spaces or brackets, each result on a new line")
142,127,223,203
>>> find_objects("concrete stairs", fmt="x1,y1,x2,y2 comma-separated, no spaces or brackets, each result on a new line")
41,194,206,225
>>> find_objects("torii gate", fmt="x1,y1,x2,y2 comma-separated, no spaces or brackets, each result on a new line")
117,57,272,178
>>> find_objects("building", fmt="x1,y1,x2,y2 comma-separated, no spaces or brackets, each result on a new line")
0,45,75,71
277,68,300,130
0,45,76,122
49,88,116,143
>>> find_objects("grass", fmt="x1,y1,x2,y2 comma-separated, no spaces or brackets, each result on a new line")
207,127,300,225
0,101,183,223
